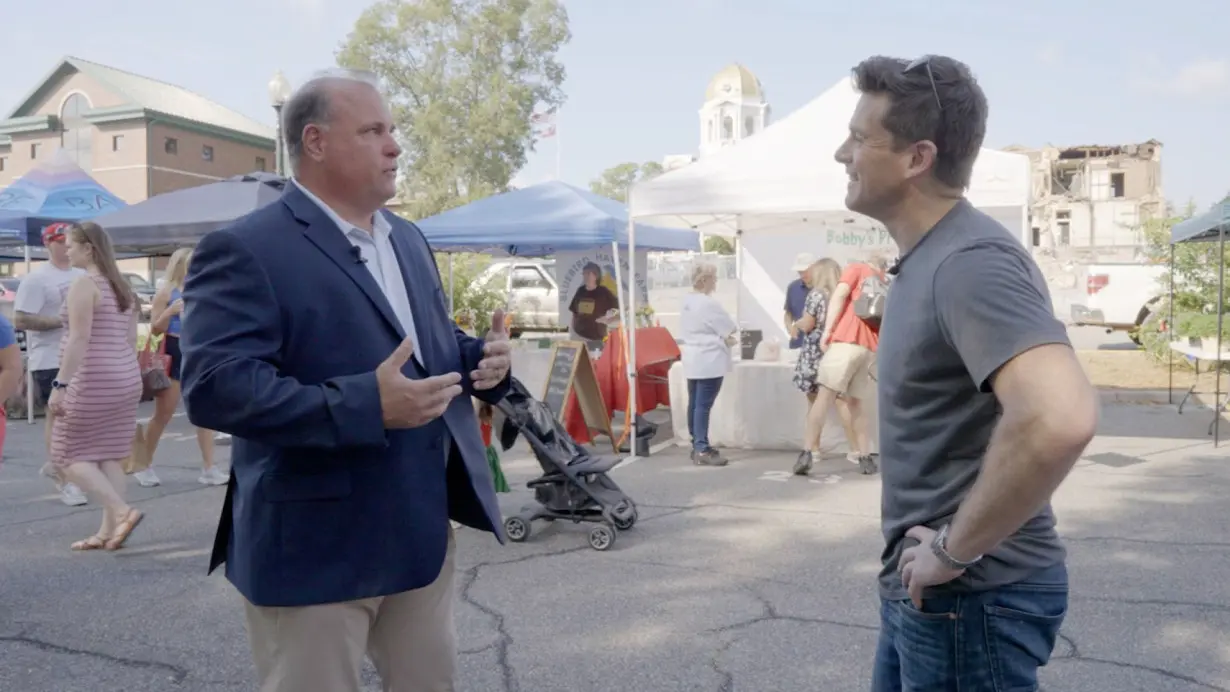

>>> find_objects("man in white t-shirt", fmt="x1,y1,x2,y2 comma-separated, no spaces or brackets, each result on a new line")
14,223,87,506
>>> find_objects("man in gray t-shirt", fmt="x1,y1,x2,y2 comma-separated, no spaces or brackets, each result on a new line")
837,55,1098,691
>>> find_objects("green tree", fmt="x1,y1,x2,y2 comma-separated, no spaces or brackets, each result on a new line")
1141,199,1222,314
703,236,734,255
337,0,570,218
589,161,664,202
1136,199,1230,361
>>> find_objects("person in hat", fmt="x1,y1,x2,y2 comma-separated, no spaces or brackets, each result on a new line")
13,223,87,507
782,252,815,351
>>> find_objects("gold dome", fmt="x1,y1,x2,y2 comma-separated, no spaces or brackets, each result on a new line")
704,63,763,101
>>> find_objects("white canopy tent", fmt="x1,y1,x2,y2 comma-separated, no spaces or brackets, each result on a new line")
626,74,1032,339
629,75,1031,232
615,76,1031,443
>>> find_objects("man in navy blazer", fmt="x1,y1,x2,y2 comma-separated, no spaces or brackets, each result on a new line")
179,68,512,692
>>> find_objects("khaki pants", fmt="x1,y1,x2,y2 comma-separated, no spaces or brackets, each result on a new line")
818,342,875,400
243,529,457,692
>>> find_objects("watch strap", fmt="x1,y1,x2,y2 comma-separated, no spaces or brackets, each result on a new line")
931,524,981,570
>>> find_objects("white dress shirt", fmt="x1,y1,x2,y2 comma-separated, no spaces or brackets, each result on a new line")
679,291,738,380
294,180,421,364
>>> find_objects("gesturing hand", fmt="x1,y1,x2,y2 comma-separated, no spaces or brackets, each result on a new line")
377,337,463,428
472,309,512,391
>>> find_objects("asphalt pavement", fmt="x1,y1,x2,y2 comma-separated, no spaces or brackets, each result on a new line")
2,395,1228,691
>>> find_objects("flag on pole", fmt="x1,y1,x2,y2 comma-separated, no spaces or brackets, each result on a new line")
536,124,557,138
531,106,557,124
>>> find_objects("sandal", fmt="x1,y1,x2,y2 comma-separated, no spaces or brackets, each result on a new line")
105,508,145,551
71,534,110,551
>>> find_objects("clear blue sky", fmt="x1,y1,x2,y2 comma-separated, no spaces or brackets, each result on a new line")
3,0,1225,208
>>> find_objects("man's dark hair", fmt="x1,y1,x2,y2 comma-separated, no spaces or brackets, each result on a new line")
851,55,988,190
583,262,602,279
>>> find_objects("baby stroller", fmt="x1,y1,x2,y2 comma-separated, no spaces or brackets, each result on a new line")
492,377,638,551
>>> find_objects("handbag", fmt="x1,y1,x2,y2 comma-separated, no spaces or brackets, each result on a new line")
121,423,151,475
137,336,172,402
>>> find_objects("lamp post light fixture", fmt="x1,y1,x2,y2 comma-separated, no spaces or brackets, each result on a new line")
267,70,292,176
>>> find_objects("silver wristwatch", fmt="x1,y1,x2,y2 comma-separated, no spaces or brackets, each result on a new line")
931,524,981,570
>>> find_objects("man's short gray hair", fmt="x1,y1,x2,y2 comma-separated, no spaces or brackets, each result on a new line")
281,68,382,171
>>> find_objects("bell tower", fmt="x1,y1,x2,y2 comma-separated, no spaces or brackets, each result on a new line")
699,63,770,157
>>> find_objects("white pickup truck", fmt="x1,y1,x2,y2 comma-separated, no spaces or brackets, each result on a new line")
1069,262,1167,343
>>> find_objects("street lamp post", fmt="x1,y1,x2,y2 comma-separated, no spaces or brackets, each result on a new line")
267,70,292,176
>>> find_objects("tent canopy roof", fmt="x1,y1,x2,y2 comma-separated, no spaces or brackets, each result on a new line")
0,150,128,245
1171,200,1230,244
628,76,1030,234
416,181,700,255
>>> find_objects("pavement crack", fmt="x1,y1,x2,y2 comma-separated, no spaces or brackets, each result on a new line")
709,637,735,692
1052,633,1229,691
707,587,878,637
460,564,518,692
458,546,585,692
0,634,189,682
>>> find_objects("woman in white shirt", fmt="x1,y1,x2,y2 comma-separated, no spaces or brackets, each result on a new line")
679,263,738,466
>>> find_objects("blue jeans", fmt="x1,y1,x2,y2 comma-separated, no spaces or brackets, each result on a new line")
871,562,1068,692
686,377,724,452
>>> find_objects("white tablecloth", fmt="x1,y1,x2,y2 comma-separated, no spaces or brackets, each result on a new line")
668,358,880,453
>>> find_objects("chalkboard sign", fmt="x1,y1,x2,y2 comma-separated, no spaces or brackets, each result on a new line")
543,341,582,417
541,340,616,451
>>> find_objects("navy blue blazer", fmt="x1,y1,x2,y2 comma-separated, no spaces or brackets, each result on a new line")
179,185,510,608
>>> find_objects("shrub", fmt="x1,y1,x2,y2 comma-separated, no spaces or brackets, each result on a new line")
436,252,506,336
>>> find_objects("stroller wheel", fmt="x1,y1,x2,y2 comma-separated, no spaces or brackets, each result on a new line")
612,500,638,530
588,523,616,551
503,516,531,542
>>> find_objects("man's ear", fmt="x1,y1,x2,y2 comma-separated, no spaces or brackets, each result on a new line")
905,140,938,180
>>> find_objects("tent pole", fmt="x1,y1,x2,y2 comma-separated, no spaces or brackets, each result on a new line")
627,215,639,456
1168,243,1174,404
24,244,33,425
1216,228,1225,447
734,220,744,344
609,239,631,451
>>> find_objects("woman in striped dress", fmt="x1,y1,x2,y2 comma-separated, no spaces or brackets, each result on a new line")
47,222,145,551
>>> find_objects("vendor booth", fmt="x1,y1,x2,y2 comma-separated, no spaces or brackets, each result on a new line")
416,181,701,449
627,75,1031,452
1166,200,1230,446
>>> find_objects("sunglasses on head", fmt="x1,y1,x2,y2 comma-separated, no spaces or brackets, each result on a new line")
905,56,943,112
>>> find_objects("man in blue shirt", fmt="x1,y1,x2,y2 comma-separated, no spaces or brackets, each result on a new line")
783,252,815,349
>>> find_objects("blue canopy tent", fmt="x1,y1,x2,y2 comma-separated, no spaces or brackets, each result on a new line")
418,182,699,452
415,181,700,255
0,152,130,424
0,151,128,246
1167,199,1230,445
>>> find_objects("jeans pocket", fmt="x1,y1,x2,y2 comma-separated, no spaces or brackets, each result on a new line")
983,590,1067,691
892,599,959,688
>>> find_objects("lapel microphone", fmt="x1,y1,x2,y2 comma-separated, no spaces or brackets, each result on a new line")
349,245,368,265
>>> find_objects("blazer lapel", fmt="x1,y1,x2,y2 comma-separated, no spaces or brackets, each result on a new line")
385,212,439,374
283,187,407,342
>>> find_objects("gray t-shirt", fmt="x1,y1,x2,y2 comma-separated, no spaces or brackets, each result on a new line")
876,199,1071,600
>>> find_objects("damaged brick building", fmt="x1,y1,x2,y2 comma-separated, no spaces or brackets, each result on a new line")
1005,139,1164,261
